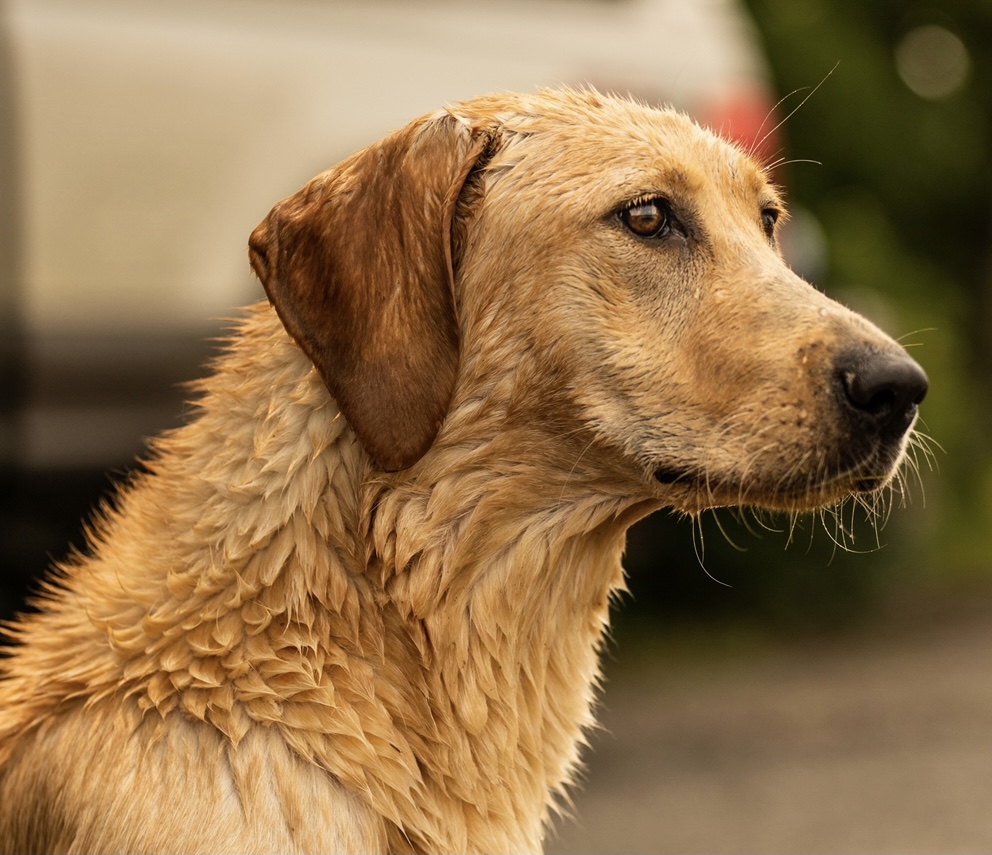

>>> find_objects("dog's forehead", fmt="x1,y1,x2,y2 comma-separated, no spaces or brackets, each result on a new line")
454,89,771,209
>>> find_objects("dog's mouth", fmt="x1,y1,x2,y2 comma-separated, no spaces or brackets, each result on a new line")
651,442,909,511
653,466,695,486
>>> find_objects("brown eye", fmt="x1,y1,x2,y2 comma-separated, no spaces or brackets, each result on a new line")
761,207,780,239
620,199,671,238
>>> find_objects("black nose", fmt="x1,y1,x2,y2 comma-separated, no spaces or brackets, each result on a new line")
838,349,928,438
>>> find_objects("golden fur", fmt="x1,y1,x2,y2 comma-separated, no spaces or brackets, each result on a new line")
0,89,926,853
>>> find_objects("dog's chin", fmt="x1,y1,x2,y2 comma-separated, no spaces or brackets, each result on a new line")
650,455,903,514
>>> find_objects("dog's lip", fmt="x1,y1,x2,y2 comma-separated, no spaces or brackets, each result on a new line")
849,467,896,494
838,441,907,494
651,454,899,504
653,466,696,486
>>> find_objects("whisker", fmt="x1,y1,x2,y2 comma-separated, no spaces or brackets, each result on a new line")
752,62,840,160
692,512,733,588
753,507,785,536
818,506,843,562
765,156,824,171
895,327,937,346
911,427,945,463
711,509,748,553
782,510,805,550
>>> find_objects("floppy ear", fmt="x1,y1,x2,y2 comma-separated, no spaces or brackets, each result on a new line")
248,114,490,471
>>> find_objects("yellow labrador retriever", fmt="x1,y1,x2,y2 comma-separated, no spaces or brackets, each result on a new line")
0,89,927,853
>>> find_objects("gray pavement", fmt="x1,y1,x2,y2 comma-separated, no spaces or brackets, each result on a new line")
548,595,992,853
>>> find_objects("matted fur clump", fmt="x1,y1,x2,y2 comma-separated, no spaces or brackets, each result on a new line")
0,88,926,853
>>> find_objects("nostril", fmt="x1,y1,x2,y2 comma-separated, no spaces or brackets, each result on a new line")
838,349,928,436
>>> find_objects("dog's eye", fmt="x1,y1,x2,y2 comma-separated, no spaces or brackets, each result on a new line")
620,199,671,239
760,207,780,239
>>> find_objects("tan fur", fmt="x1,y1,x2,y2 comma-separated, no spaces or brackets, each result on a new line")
0,89,926,853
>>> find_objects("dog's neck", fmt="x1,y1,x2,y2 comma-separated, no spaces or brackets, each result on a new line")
359,481,628,851
22,305,645,852
362,450,640,851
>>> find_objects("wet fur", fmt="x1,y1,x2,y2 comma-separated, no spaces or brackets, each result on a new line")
0,89,924,853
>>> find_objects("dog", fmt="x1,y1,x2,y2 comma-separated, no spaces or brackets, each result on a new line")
0,88,927,853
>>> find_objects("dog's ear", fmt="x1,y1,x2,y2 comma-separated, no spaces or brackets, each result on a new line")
249,114,490,471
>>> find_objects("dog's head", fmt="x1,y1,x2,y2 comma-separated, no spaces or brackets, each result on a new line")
249,88,926,514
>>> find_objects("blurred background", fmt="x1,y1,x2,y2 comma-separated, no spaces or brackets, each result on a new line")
1,0,991,850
